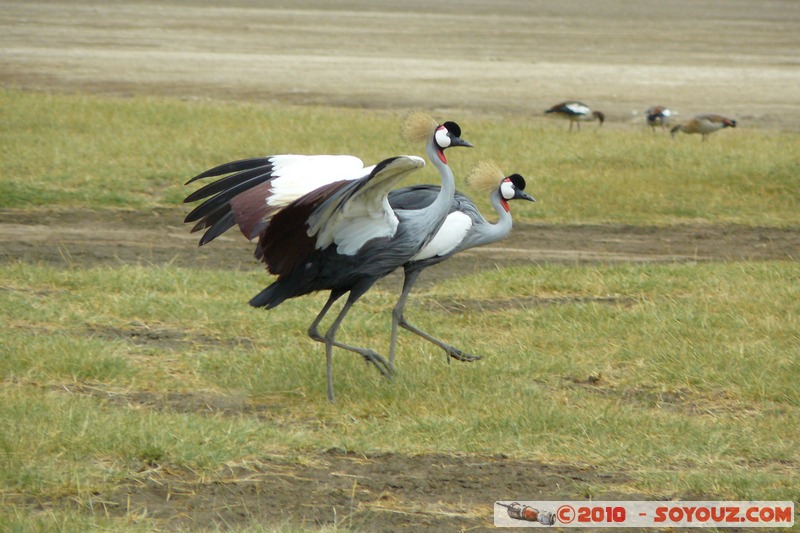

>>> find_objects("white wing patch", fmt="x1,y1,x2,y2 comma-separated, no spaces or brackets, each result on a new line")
566,102,590,116
411,211,473,261
267,155,370,208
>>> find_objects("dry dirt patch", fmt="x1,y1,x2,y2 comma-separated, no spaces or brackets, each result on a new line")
2,209,798,278
98,451,629,532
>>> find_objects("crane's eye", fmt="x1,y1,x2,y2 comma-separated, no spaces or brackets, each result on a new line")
434,126,451,148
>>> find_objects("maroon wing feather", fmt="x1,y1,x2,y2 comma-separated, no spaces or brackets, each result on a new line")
257,180,351,276
228,181,279,240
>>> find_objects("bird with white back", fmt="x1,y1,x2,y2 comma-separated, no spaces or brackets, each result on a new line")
545,101,605,132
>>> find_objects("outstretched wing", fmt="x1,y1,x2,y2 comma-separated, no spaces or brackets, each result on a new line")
183,155,369,245
259,155,425,276
309,155,426,255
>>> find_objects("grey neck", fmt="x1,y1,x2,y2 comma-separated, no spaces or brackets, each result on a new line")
423,136,456,227
473,188,514,247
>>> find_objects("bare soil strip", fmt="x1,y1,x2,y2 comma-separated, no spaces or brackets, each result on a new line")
2,209,797,279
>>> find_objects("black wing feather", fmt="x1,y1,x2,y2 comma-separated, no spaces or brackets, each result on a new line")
185,157,273,185
184,173,272,223
183,163,274,203
198,211,237,246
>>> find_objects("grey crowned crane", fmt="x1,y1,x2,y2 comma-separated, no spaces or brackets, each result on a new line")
183,113,472,401
671,114,737,141
646,105,672,132
545,101,605,132
387,161,535,365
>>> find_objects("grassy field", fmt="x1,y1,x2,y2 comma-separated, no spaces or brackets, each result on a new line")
2,89,799,530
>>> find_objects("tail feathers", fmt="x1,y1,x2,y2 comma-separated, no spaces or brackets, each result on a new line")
249,282,291,310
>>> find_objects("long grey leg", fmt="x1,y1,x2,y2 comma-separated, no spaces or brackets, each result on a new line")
308,290,345,342
309,288,393,402
391,269,481,364
390,269,421,365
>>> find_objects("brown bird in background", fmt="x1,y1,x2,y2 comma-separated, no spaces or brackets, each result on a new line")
671,114,737,141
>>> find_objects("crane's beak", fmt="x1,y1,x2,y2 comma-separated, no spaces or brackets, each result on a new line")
450,136,473,148
516,190,536,203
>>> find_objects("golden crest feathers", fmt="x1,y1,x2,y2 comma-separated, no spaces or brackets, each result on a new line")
466,160,505,192
402,111,438,143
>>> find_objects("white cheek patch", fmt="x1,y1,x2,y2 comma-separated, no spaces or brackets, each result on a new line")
435,127,451,148
500,180,516,200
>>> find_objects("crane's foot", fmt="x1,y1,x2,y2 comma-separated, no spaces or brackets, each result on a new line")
444,346,482,363
360,350,395,380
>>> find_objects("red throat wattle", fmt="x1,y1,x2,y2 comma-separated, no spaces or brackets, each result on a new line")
437,148,447,164
501,199,510,212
